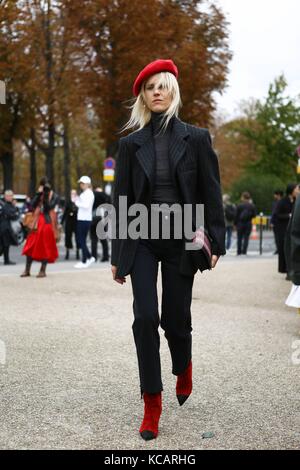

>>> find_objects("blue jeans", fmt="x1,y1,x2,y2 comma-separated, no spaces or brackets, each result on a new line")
76,220,92,263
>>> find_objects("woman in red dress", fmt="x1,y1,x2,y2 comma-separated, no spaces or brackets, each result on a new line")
21,178,59,278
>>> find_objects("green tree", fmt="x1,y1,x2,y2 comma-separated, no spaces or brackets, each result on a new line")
238,75,300,180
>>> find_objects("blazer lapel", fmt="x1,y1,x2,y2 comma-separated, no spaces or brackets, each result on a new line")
132,122,156,192
168,117,190,185
132,115,190,190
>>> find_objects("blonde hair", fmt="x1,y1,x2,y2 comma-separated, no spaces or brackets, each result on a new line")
120,71,182,134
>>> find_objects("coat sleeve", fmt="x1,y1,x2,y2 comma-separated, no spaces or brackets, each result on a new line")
198,130,226,256
111,137,133,267
290,197,300,285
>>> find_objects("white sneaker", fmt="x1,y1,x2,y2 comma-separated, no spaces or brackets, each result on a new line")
74,261,88,269
86,257,96,267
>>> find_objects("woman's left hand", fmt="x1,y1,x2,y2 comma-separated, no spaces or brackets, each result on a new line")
211,255,219,269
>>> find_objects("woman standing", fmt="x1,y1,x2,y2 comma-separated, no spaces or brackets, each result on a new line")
275,183,299,275
21,178,59,278
111,59,225,440
74,176,95,269
62,189,80,260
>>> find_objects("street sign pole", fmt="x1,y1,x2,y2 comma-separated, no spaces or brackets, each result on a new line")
259,213,263,255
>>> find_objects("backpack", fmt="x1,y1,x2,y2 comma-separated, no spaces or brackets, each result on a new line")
225,204,236,222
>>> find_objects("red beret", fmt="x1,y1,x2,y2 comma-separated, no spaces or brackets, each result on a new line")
133,59,178,97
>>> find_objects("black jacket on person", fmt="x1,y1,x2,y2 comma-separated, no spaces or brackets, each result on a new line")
91,190,110,229
93,191,110,211
31,190,60,223
111,116,226,278
61,200,78,225
0,200,20,249
270,199,280,226
274,196,294,233
285,195,300,285
234,202,257,225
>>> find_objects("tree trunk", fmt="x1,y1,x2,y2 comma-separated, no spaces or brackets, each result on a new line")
45,122,55,187
1,149,14,191
63,122,71,201
28,128,37,197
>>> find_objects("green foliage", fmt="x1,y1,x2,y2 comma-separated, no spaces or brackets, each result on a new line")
237,75,300,180
230,173,287,214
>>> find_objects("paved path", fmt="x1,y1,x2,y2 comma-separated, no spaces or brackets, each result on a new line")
0,256,299,450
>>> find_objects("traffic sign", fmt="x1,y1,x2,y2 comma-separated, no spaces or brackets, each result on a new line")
103,168,115,182
104,157,115,170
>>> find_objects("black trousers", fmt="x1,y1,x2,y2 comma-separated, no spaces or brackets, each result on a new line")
130,226,194,395
237,222,252,255
65,218,79,250
277,225,288,273
90,219,109,261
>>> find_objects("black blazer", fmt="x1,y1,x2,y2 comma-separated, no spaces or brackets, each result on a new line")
111,116,226,278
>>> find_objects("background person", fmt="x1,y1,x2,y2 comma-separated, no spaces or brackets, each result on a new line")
21,178,59,278
0,190,19,265
223,194,236,250
274,183,299,275
90,187,110,263
285,192,300,313
74,176,95,269
234,191,257,256
62,189,80,260
270,190,284,255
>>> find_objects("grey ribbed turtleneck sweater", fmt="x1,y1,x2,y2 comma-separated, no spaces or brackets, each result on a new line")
150,111,181,205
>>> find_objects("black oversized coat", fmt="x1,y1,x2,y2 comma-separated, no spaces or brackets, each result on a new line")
285,195,300,285
111,116,226,278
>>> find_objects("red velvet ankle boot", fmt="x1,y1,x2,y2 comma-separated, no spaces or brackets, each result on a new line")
176,360,192,406
139,392,162,441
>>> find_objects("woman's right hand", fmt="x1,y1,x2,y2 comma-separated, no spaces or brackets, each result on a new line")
111,265,126,284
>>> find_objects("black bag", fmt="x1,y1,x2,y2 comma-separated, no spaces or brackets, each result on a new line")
179,228,213,276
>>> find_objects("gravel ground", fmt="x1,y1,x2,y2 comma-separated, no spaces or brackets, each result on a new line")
0,257,299,450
